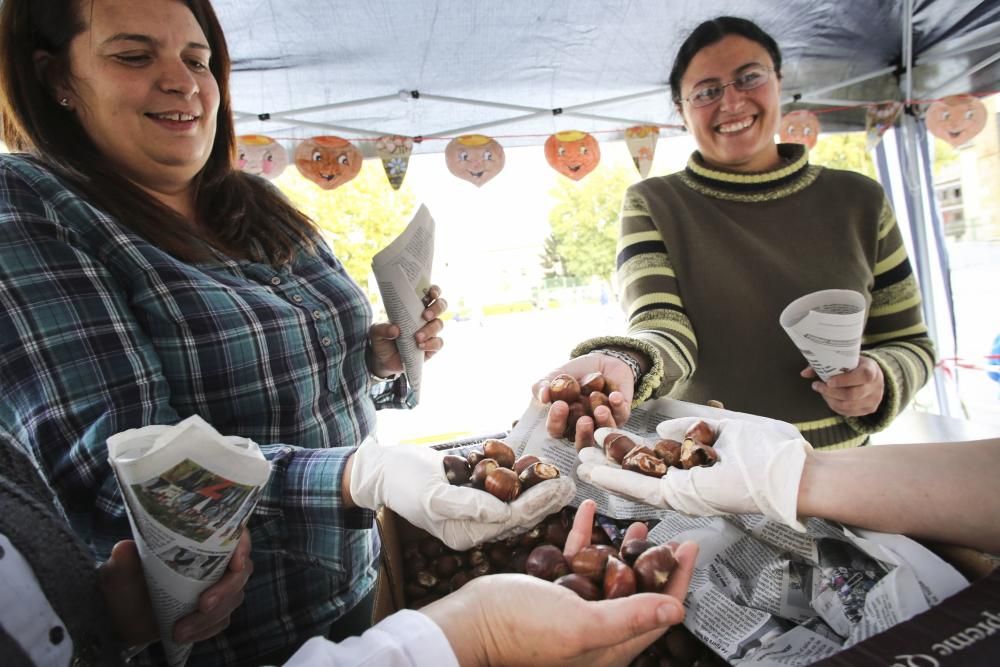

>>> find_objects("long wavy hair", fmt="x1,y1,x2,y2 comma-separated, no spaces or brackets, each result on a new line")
0,0,316,265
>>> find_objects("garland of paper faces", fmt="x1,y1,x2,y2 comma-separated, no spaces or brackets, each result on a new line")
926,95,988,147
236,135,289,180
375,135,415,189
444,134,507,187
779,110,821,150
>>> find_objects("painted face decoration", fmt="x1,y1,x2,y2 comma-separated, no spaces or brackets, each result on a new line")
236,135,288,180
294,136,363,190
624,126,660,178
927,95,987,148
545,131,600,181
779,111,821,150
375,135,415,190
444,134,506,187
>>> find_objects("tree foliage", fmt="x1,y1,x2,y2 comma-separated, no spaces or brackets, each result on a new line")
809,132,877,179
273,160,416,295
544,166,634,283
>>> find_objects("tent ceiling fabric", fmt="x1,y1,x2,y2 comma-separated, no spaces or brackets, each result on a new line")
216,1,1000,154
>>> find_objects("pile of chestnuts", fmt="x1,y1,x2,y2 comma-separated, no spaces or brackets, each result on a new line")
441,438,560,502
548,371,617,439
395,505,727,666
603,420,720,479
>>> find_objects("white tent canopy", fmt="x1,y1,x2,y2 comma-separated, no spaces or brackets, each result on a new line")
216,0,1000,154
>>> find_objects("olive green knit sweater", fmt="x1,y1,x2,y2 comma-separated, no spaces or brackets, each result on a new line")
574,144,935,449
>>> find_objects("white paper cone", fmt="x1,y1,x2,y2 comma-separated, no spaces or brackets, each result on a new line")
780,290,867,381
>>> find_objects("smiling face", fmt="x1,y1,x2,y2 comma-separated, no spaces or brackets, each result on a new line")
62,0,220,194
927,95,987,148
678,35,781,173
544,131,601,180
294,136,363,189
445,135,506,187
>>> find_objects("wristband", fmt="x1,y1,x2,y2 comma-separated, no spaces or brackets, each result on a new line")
591,348,643,390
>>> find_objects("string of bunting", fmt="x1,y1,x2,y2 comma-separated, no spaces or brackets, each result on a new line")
236,91,994,191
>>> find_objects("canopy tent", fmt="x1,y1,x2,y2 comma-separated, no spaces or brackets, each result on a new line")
214,0,1000,416
216,0,1000,152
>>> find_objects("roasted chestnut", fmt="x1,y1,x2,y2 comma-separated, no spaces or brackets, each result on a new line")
619,538,653,567
442,455,472,485
555,573,601,601
578,371,607,396
571,545,615,581
603,556,637,598
622,448,668,478
512,455,541,476
470,458,499,487
633,544,677,593
518,461,560,489
482,439,516,469
679,438,719,469
484,467,521,501
684,420,717,446
525,544,570,581
605,432,638,464
549,374,582,403
652,438,683,467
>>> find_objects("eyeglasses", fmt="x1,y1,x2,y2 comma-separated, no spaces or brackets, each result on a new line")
682,66,774,108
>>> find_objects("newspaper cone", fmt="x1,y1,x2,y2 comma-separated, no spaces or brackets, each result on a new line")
375,135,414,189
865,102,903,151
779,289,867,382
926,95,987,148
108,416,271,667
779,110,820,150
624,125,660,177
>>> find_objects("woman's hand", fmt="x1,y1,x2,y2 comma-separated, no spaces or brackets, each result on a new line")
99,529,254,647
533,354,636,450
802,356,884,417
368,285,448,377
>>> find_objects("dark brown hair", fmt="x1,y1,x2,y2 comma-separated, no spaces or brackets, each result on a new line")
669,17,782,106
0,0,316,266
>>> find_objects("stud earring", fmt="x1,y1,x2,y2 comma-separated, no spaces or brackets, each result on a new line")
59,97,70,107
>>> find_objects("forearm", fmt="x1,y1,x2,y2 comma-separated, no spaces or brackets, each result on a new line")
797,440,1000,552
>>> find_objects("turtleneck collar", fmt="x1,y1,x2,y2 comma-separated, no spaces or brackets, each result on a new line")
678,143,821,202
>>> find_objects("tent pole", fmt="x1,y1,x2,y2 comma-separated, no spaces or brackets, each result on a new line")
919,33,1000,62
902,0,915,105
233,115,387,136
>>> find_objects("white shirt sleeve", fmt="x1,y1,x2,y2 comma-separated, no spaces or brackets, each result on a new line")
280,609,459,667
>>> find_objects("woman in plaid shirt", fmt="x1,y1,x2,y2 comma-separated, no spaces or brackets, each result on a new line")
0,0,573,664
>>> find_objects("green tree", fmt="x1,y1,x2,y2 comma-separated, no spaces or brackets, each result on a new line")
273,159,416,296
545,166,633,283
809,132,876,178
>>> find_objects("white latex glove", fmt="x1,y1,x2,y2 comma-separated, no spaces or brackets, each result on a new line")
577,417,811,531
350,437,577,550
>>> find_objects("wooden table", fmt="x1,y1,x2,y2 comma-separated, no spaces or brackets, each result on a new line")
870,409,1000,445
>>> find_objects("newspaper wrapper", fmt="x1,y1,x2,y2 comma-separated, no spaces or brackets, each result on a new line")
107,416,271,667
372,204,435,402
503,397,969,665
780,289,867,382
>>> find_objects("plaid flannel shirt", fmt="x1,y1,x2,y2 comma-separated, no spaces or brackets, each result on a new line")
0,154,412,665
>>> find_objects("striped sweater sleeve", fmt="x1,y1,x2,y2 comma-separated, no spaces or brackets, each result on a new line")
848,197,936,434
617,186,698,397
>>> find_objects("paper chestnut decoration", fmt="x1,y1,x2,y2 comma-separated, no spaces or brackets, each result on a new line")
444,134,506,187
926,95,987,148
236,135,288,180
544,130,600,181
294,136,363,190
779,110,820,150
